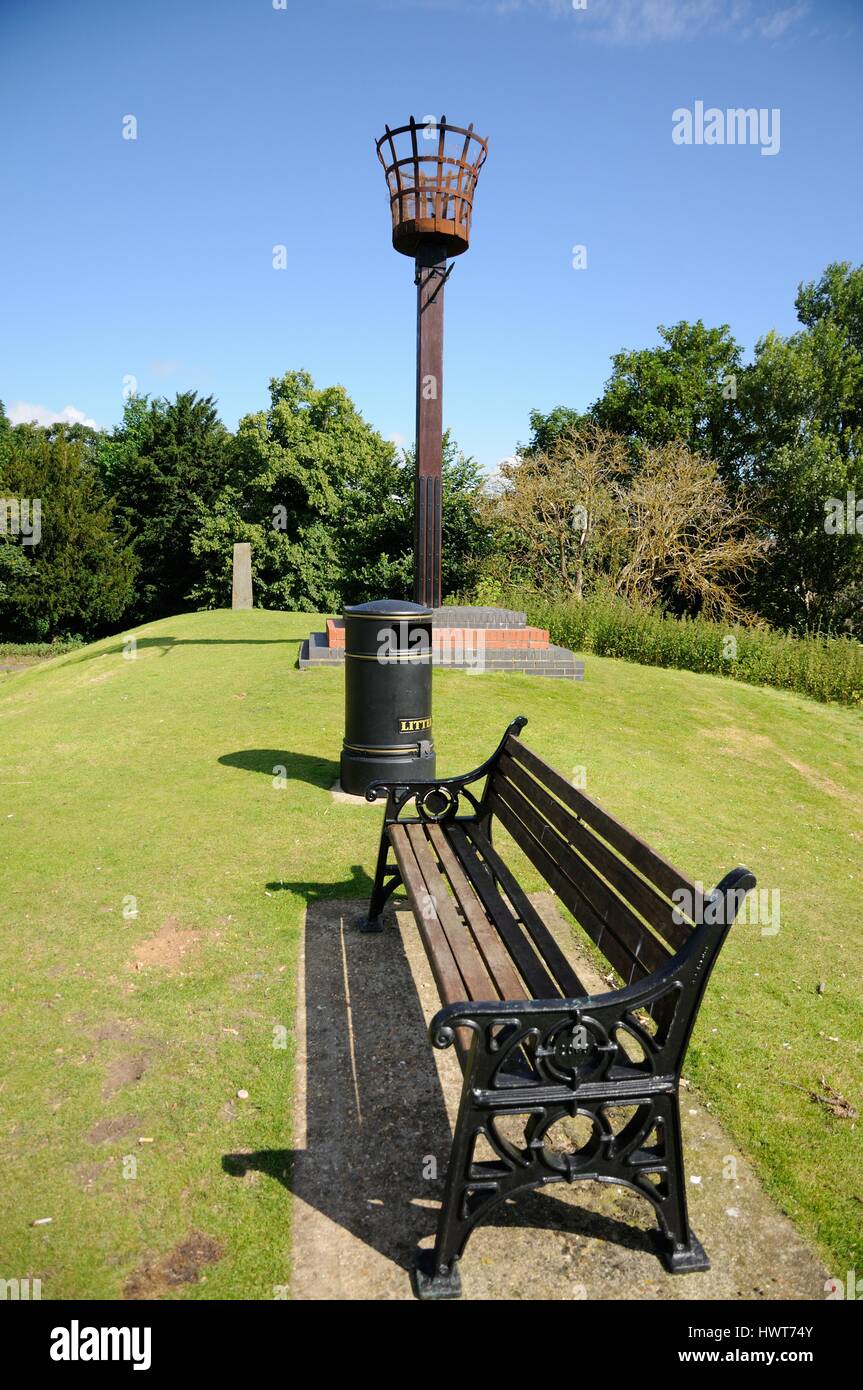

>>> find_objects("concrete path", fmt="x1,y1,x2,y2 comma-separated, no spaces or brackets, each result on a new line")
289,897,828,1301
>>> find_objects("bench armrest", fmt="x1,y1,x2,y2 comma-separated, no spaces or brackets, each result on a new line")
365,715,527,817
429,864,756,1083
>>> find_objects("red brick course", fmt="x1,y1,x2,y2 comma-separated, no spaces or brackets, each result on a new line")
326,618,549,651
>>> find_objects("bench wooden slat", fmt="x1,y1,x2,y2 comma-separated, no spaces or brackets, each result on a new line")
446,826,562,1000
388,825,467,1010
505,736,705,929
404,823,501,1003
488,788,650,987
496,751,690,954
491,777,671,979
461,821,587,999
425,823,528,1001
388,825,478,1063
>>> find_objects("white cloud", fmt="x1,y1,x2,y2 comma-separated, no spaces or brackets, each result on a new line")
748,2,808,40
584,0,740,44
388,430,408,447
399,0,809,44
7,401,100,429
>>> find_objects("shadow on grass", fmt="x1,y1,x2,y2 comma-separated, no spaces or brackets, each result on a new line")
265,865,373,901
218,749,338,789
222,897,657,1289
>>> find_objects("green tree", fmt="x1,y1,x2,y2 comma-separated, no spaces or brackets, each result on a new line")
0,428,138,641
190,371,399,611
591,320,743,477
737,263,863,633
190,371,491,611
521,266,863,635
99,391,232,622
519,405,589,458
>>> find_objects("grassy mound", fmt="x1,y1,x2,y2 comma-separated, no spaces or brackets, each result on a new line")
1,607,860,1296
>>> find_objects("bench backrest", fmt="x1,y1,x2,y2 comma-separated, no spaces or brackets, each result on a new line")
488,735,707,989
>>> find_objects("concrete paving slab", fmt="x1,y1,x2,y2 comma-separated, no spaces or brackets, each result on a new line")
329,781,378,807
289,896,828,1301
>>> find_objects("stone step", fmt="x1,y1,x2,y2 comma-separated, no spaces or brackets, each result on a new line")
299,633,583,679
431,606,527,627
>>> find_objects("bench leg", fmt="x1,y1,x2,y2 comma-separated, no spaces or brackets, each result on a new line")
650,1093,710,1274
413,1248,463,1300
415,1082,709,1293
358,834,401,933
413,1075,477,1300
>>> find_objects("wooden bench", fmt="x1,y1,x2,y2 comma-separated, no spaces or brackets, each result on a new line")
361,716,755,1299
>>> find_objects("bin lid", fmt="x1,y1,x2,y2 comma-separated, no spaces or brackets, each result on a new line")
343,599,433,618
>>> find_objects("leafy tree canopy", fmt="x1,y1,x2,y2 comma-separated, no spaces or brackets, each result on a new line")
190,371,491,611
98,391,232,622
0,427,138,641
737,263,863,631
523,264,863,635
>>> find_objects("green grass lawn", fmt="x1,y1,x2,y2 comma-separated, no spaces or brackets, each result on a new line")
1,607,860,1297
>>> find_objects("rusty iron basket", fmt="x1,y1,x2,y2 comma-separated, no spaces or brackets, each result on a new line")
376,116,488,258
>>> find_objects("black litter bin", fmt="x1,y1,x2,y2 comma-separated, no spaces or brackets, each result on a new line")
340,599,435,796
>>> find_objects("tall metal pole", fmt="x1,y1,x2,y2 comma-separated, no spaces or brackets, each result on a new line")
414,246,447,609
376,116,487,609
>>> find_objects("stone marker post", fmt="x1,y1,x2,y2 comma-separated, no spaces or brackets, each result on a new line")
232,542,253,610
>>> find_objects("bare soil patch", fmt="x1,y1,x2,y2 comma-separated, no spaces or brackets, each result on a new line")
101,1054,149,1101
87,1114,142,1146
123,1230,225,1300
128,916,203,971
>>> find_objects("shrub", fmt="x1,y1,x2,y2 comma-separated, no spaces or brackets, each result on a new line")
457,587,863,706
0,639,82,659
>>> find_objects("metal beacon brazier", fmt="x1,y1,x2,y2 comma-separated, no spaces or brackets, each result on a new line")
339,599,435,796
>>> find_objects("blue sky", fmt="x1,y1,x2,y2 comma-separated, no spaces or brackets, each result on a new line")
1,0,860,470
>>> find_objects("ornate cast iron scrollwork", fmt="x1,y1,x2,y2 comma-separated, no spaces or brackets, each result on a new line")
374,778,481,825
431,969,689,1091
